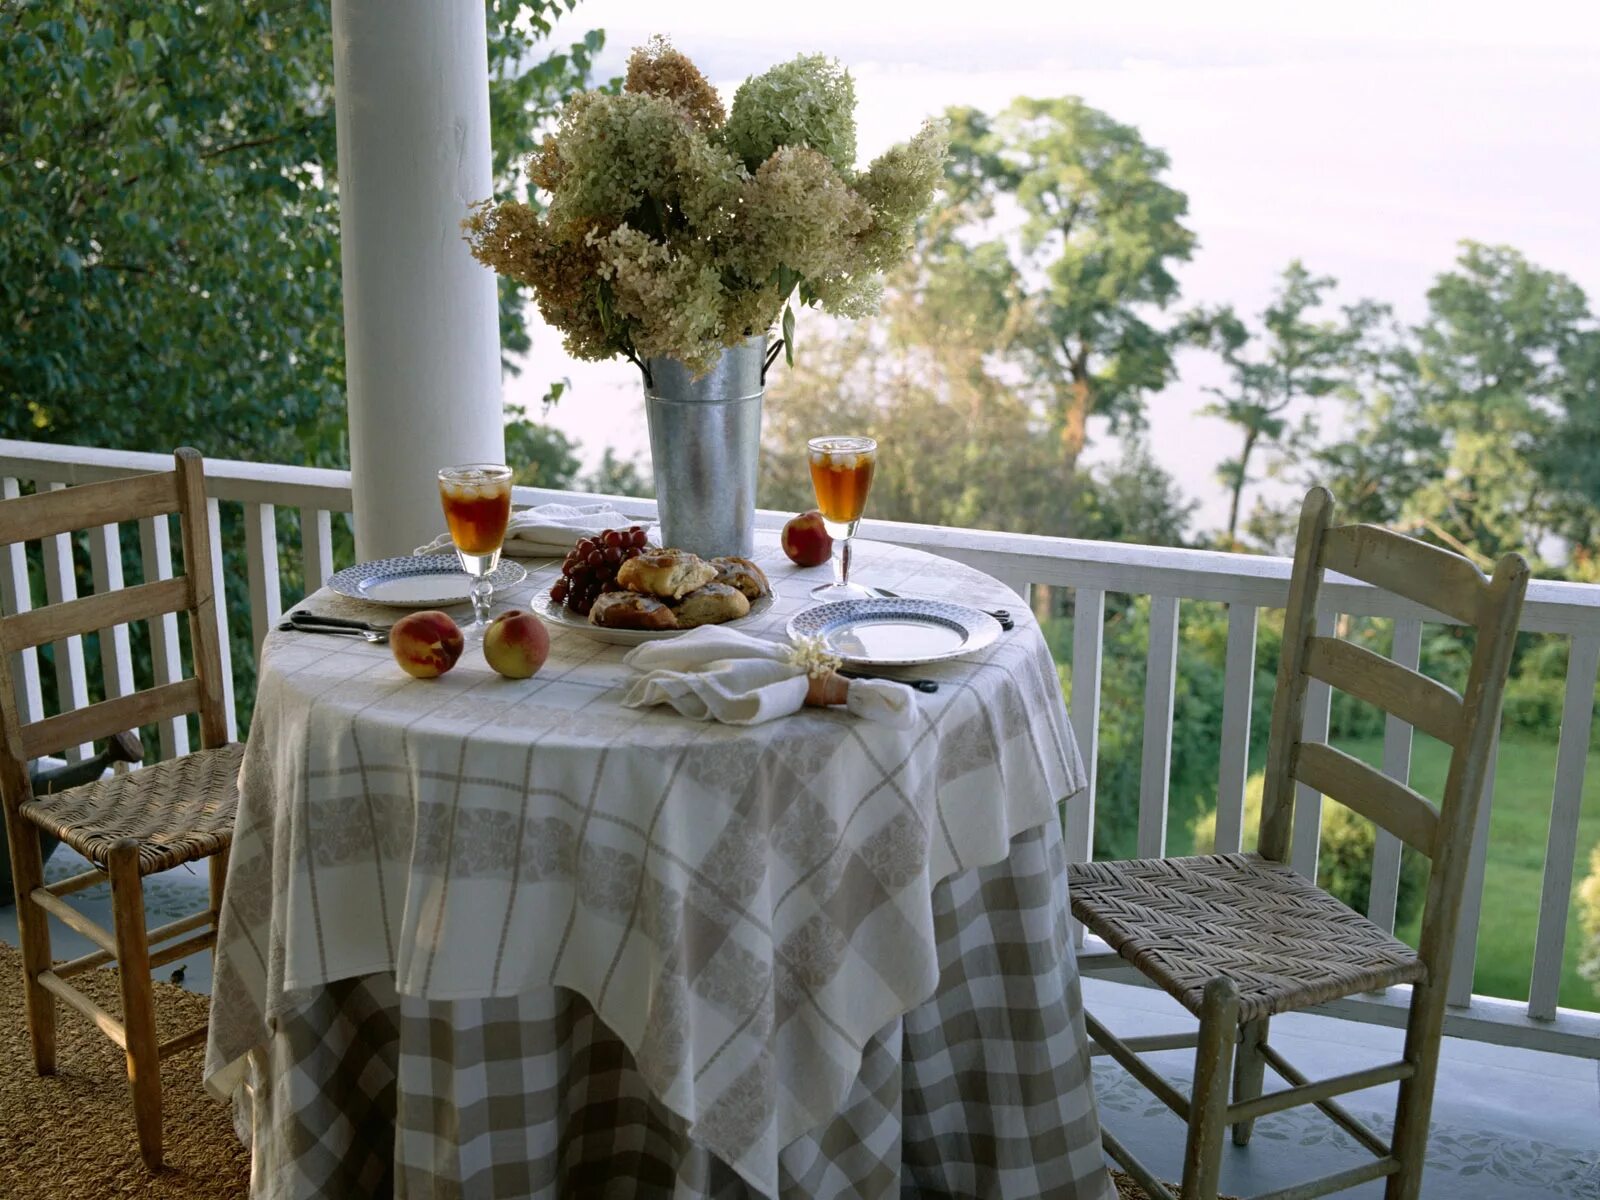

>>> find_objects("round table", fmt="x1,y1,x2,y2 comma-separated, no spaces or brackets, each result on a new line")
205,536,1111,1200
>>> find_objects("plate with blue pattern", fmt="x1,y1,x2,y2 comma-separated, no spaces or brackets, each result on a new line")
786,598,1002,666
327,554,527,607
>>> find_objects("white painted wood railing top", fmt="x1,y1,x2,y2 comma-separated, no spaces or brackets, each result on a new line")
2,438,1597,1060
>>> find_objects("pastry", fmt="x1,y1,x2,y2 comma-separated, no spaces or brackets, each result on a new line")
617,549,717,600
708,556,771,601
589,590,678,631
671,582,751,629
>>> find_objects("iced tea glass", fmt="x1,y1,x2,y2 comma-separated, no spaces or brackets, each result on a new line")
437,463,513,637
807,435,877,601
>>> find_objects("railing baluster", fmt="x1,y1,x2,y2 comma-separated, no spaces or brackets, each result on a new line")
1527,634,1600,1020
1138,595,1180,858
138,514,190,760
207,498,238,742
1369,618,1423,934
1066,587,1105,868
243,502,283,663
1449,728,1500,1008
42,484,92,761
1214,603,1258,854
1,478,45,725
86,522,136,706
1290,611,1337,879
300,507,335,597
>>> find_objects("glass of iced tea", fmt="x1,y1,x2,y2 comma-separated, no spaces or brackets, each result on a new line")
437,463,513,636
807,435,877,601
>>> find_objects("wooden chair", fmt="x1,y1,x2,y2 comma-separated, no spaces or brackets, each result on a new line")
0,448,239,1171
1068,487,1529,1200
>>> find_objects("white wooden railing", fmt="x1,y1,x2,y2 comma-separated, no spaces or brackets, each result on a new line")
3,438,1598,1059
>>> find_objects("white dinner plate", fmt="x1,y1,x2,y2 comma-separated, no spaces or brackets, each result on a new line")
327,554,528,607
786,598,1002,666
536,588,777,646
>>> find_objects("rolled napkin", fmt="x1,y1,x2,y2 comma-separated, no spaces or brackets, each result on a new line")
414,502,636,558
621,626,918,728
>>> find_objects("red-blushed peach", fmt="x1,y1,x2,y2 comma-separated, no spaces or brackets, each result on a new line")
390,610,464,678
483,609,550,679
781,510,833,567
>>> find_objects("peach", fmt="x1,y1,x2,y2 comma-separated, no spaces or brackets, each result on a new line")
483,609,550,679
390,610,464,678
781,510,833,567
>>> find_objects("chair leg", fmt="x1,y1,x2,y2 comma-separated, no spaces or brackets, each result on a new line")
9,820,57,1074
208,844,229,967
1182,978,1240,1200
108,840,163,1171
1384,983,1446,1200
1230,1016,1269,1146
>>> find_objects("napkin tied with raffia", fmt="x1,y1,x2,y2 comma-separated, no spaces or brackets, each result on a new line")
414,502,635,558
621,627,917,728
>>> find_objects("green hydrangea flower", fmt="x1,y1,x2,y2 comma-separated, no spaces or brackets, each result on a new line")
723,54,857,176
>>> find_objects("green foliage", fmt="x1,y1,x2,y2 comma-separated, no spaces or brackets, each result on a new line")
1191,772,1429,928
940,98,1196,474
503,415,580,488
1579,844,1600,993
580,447,654,498
466,40,944,375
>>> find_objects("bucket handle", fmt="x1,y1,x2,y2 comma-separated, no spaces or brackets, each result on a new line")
762,338,784,384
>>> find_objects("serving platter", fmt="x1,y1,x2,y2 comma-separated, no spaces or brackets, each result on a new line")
786,598,1002,667
537,589,777,647
327,554,527,607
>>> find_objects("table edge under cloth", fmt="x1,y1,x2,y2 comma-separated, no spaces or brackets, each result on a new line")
206,555,1088,1196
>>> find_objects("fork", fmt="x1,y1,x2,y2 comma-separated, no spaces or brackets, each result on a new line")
870,587,1015,631
278,619,389,644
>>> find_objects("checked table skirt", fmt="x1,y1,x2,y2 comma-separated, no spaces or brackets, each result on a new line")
243,822,1111,1200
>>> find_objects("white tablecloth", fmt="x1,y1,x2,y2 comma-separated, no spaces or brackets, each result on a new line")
206,537,1096,1196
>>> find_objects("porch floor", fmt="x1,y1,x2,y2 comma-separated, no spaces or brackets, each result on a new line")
4,848,1595,1199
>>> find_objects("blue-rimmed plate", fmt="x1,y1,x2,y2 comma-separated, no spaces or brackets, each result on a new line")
327,555,527,607
787,598,1002,667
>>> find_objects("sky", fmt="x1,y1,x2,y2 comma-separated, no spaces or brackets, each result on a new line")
505,0,1600,533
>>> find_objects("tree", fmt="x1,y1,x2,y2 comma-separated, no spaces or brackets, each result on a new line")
940,98,1196,482
581,448,654,498
504,416,580,489
1188,263,1374,543
1,1,603,461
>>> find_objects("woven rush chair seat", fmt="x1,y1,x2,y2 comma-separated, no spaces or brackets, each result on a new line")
1069,852,1426,1024
21,743,242,877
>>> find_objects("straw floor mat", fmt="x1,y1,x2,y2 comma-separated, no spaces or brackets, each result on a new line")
1,941,1204,1199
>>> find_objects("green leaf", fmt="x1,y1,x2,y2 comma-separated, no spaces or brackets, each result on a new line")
782,304,796,367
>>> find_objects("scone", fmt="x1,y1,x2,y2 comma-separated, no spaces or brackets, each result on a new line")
671,582,751,629
589,591,678,630
708,556,771,601
617,549,717,599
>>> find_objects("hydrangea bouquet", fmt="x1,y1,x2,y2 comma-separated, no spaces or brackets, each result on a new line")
465,38,946,379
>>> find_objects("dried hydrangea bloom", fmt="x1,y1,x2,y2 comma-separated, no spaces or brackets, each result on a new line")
805,272,885,321
853,121,949,272
591,225,727,370
464,202,613,361
625,34,726,131
723,54,857,176
732,146,870,285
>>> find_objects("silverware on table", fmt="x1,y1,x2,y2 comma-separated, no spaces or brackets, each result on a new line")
869,587,1015,631
278,618,389,644
838,669,939,694
286,611,392,634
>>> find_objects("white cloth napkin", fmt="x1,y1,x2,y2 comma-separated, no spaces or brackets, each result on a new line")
621,626,918,728
414,502,635,558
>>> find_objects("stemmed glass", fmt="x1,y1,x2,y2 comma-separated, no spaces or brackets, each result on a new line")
807,435,878,601
437,463,513,639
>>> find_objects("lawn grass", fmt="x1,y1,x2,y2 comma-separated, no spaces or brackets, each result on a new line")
1328,732,1600,1012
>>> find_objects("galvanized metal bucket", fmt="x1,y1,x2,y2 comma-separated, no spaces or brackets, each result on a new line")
643,334,771,559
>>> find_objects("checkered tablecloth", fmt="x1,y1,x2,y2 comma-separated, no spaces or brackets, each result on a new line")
206,537,1108,1198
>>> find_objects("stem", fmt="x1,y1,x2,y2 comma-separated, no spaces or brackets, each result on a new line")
471,577,493,628
835,537,853,589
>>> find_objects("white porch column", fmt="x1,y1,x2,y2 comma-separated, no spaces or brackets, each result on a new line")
332,0,504,560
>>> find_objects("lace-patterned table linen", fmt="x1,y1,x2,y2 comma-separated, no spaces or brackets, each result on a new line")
205,538,1091,1196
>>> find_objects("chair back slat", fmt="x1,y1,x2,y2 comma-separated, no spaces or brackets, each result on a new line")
0,577,194,655
1302,636,1465,749
21,678,204,761
1321,524,1487,625
0,449,228,819
1292,742,1440,856
1,472,181,547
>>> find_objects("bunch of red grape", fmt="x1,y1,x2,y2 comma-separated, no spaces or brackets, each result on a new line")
549,526,651,615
